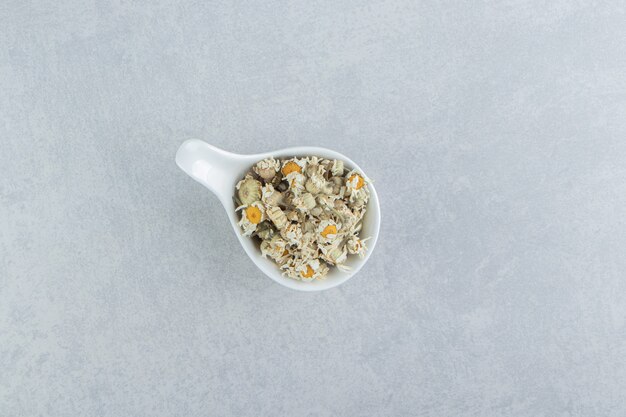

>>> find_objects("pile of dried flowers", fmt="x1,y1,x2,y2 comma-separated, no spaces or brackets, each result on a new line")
234,156,370,281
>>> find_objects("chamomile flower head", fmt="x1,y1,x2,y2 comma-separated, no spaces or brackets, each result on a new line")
317,219,340,244
237,201,265,236
253,157,280,181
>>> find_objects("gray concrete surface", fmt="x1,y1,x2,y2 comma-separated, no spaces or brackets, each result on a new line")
1,1,626,416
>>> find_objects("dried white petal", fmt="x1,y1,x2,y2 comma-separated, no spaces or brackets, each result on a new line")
331,159,344,176
285,171,306,195
281,222,303,245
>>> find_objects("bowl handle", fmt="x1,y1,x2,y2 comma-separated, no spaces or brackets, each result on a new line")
175,139,244,203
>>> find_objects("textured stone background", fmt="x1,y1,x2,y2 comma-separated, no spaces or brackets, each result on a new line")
1,1,626,416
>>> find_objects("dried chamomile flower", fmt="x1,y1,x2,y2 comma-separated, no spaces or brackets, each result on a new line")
346,170,365,190
253,157,280,181
332,201,358,230
298,231,318,257
281,222,303,245
285,171,306,195
256,221,275,240
305,178,321,194
266,205,288,230
321,182,335,196
305,157,326,177
331,159,344,176
237,201,265,236
319,159,334,174
281,158,306,176
296,264,315,282
320,241,348,266
317,194,338,210
309,170,328,190
349,195,368,209
261,184,283,207
345,169,370,203
261,235,289,262
293,192,316,213
236,174,262,205
332,198,351,214
317,219,340,244
347,236,370,258
296,259,329,282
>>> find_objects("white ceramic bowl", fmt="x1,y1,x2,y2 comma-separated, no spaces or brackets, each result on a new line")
176,139,380,291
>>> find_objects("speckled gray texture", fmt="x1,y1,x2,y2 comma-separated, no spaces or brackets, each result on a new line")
1,1,626,416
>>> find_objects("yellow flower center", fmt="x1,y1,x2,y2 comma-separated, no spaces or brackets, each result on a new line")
245,206,262,224
349,174,365,190
282,249,289,256
321,224,337,238
301,265,314,278
282,161,302,176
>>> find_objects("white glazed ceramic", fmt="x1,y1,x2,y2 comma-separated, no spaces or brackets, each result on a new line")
175,139,380,291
